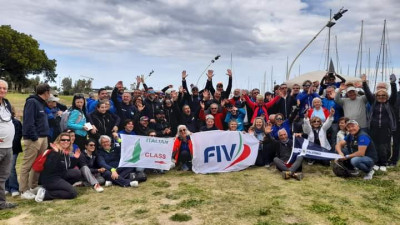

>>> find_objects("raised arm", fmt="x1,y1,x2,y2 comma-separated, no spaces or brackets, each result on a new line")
224,69,233,99
361,74,375,104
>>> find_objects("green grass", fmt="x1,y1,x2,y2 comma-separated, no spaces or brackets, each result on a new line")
2,93,400,224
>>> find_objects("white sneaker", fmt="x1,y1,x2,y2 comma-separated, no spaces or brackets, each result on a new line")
379,166,387,172
30,186,41,195
35,187,46,202
94,184,104,193
105,181,113,187
21,190,36,200
11,191,20,197
72,181,83,187
373,165,380,171
363,170,375,180
130,181,139,187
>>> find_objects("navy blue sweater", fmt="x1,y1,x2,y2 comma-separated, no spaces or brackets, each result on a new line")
22,95,49,141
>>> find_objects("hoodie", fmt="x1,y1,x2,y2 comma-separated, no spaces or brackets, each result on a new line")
22,95,49,141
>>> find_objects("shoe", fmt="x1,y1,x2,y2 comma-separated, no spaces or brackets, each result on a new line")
129,173,137,181
373,165,380,171
94,184,104,193
379,166,387,172
349,169,360,176
292,172,304,181
105,181,113,187
181,164,189,171
30,186,41,195
0,202,17,209
4,191,9,195
363,170,375,180
307,160,315,166
130,181,139,187
72,181,83,187
11,191,20,197
281,171,291,179
265,164,271,168
20,190,36,200
135,171,147,182
35,187,46,202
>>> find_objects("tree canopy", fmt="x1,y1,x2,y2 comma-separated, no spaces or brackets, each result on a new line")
0,25,57,90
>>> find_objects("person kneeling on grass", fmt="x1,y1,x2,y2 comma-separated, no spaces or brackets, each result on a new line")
35,132,82,202
264,125,304,181
96,135,138,187
335,120,377,180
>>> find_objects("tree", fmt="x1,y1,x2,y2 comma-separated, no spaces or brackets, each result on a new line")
61,77,72,95
0,25,57,91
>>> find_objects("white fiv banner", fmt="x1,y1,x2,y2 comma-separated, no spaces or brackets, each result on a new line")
119,134,174,170
191,130,259,174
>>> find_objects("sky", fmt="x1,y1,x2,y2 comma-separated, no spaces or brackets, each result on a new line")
1,0,399,92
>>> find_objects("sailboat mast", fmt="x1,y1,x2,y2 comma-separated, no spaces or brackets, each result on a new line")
381,20,386,82
326,9,332,70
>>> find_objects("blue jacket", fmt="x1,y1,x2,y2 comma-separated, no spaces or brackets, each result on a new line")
322,97,343,123
22,95,49,141
87,99,116,115
296,91,319,118
67,109,87,137
97,147,121,170
224,108,246,131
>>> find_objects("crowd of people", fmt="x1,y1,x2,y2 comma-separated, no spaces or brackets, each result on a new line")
0,68,399,209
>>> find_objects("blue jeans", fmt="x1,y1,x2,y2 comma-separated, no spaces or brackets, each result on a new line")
350,156,374,173
5,153,19,193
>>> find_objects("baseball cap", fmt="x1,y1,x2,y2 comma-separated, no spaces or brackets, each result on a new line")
346,87,357,93
346,120,359,126
156,109,165,115
47,94,60,102
140,116,149,121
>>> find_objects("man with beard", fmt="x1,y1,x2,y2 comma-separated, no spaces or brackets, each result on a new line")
180,105,198,133
205,69,232,100
153,110,172,137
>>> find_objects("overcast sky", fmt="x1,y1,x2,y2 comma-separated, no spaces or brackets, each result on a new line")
1,0,399,91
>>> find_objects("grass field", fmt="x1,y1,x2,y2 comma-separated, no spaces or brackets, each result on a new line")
1,93,400,225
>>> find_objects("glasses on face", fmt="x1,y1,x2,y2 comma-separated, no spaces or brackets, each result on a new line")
253,92,260,94
312,121,321,123
179,129,186,132
280,87,287,90
60,139,71,142
376,95,387,97
293,87,300,90
303,84,311,87
211,108,218,110
275,118,283,121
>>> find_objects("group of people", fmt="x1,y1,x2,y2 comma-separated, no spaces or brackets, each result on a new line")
0,68,399,209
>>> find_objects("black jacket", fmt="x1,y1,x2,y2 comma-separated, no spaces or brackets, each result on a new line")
22,95,49,141
88,111,120,140
12,117,22,154
40,151,80,184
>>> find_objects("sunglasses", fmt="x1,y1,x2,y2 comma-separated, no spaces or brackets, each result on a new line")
376,95,387,97
312,121,321,123
275,118,283,121
211,108,218,110
60,139,71,142
179,129,186,132
303,85,311,87
88,144,96,147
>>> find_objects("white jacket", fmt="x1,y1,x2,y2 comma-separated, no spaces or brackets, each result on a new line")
303,116,333,150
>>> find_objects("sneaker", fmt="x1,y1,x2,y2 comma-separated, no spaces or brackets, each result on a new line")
72,181,83,187
281,171,291,179
265,164,271,168
130,181,139,187
30,186,41,195
0,202,17,209
373,165,380,171
94,184,104,193
35,187,46,202
4,191,9,195
181,163,189,171
129,173,137,181
105,181,113,187
307,160,315,166
349,169,360,176
292,172,304,181
20,190,36,200
379,166,387,172
363,170,375,180
11,191,20,197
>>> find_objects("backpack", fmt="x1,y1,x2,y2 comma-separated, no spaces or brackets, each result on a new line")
32,149,53,172
60,108,83,131
332,160,351,177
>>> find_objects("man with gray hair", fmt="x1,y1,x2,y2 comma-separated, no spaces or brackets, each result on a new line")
0,80,17,209
20,83,51,200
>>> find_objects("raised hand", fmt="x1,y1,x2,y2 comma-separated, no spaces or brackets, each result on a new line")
339,83,347,91
137,104,145,112
207,70,214,80
182,70,188,80
361,74,367,82
136,76,141,84
264,123,272,134
226,69,232,77
200,101,205,109
141,75,145,83
74,149,81,159
50,143,60,152
330,108,335,117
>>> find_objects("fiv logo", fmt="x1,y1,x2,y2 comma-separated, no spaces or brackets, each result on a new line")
204,133,251,169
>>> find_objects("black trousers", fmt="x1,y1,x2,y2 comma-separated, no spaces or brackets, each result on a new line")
42,169,80,200
370,126,392,166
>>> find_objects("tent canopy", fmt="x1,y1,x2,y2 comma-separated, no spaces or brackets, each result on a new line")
285,70,361,87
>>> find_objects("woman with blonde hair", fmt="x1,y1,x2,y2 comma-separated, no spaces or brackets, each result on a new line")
172,125,193,171
35,132,82,202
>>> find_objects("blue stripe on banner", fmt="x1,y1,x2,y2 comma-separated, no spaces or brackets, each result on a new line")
293,137,342,161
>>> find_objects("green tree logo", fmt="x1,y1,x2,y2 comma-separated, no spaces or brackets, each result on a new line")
126,139,141,163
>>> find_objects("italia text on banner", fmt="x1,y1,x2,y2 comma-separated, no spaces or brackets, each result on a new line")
119,134,174,170
191,130,259,174
288,136,342,164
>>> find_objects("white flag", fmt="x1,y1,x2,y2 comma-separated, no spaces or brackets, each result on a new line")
191,131,259,174
119,134,174,170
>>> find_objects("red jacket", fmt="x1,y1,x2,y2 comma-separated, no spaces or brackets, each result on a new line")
172,137,193,162
244,95,280,123
308,107,329,120
199,107,227,130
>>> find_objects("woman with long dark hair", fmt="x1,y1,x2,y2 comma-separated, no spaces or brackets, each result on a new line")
67,94,89,151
